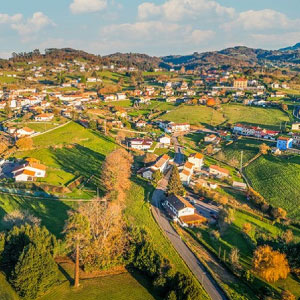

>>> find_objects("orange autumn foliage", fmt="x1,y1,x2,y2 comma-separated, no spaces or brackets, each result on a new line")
253,245,290,283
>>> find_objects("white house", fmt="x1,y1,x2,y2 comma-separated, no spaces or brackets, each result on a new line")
209,165,230,178
136,120,146,128
180,169,192,186
188,153,204,170
12,161,47,182
34,113,54,122
142,154,170,179
158,135,171,147
129,138,153,150
16,127,35,138
117,93,127,101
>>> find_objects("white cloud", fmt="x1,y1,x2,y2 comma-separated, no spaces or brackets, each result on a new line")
138,0,235,21
97,21,215,55
222,9,300,31
70,0,107,14
0,13,22,24
250,32,300,48
11,12,55,36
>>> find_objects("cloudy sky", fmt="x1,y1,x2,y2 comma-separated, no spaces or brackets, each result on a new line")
1,0,300,58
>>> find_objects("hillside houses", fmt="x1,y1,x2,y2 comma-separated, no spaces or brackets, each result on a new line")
233,124,279,139
164,194,206,227
159,121,190,134
34,113,54,122
12,159,47,182
209,165,229,178
142,154,170,180
128,138,153,150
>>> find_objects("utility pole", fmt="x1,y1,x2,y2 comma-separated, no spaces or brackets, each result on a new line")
240,150,243,170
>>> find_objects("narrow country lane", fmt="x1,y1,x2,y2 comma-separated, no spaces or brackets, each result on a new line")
151,171,228,300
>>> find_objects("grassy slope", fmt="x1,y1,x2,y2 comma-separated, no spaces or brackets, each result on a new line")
161,105,225,126
191,209,300,297
14,122,117,186
40,272,155,300
222,104,289,129
245,154,300,220
0,273,20,300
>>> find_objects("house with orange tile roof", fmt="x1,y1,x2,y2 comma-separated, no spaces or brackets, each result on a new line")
142,154,170,180
12,160,47,182
16,127,35,138
188,153,204,170
209,165,230,178
164,194,206,227
34,113,54,122
277,136,293,150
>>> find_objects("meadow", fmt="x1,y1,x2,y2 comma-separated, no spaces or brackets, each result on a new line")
161,105,225,126
245,154,300,220
14,122,117,187
222,104,289,129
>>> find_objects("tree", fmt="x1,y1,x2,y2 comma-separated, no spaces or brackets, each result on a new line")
11,243,58,299
259,143,270,155
143,153,157,165
152,170,163,184
281,290,295,300
242,222,252,235
281,103,288,112
79,201,128,271
229,247,241,270
64,211,91,287
101,148,133,202
218,195,228,206
16,137,33,150
253,245,290,283
281,230,294,244
2,210,41,230
167,166,185,196
271,207,287,220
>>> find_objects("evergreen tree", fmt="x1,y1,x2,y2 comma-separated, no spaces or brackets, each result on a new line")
152,170,162,184
167,166,185,196
64,211,91,287
11,243,58,300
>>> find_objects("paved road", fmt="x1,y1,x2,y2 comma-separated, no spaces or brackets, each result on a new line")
172,136,184,165
151,173,228,300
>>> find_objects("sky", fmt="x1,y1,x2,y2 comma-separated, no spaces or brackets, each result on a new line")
0,0,300,58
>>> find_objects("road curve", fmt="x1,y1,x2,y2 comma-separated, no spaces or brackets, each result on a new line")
151,174,228,300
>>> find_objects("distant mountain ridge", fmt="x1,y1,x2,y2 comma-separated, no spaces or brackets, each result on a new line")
279,43,300,51
6,44,300,70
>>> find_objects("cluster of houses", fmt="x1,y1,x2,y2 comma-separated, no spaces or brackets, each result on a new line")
159,121,190,134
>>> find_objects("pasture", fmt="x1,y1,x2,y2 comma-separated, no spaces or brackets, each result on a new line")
222,104,289,129
245,154,300,220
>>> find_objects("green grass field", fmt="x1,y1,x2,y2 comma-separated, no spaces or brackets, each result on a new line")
0,272,19,300
40,272,155,300
222,104,289,129
245,154,300,220
214,138,274,167
14,122,117,187
161,105,225,126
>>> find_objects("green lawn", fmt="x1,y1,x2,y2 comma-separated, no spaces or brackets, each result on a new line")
245,154,300,220
161,105,225,126
14,122,117,187
222,104,289,129
0,272,19,300
40,272,155,300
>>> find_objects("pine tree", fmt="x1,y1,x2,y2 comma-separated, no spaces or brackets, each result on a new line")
11,243,58,299
167,166,185,196
64,211,91,287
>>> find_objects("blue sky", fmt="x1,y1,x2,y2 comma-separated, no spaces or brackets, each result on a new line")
0,0,300,58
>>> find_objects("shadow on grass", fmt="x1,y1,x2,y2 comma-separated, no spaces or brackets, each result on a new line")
126,267,163,300
58,264,74,286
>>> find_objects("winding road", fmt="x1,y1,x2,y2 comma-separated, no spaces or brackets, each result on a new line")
151,136,227,300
